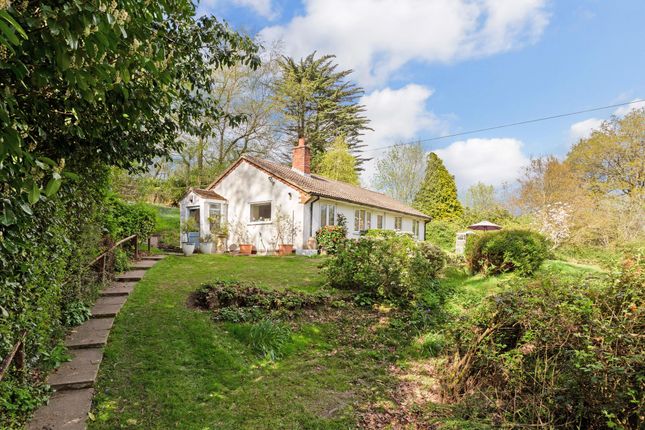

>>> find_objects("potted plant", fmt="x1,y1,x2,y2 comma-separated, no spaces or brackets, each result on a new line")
233,221,253,255
180,218,198,256
199,234,213,254
213,222,229,253
274,211,299,256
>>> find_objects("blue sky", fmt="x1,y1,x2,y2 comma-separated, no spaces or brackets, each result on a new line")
197,0,645,192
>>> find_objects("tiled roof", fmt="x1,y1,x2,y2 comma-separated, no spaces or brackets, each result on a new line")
237,156,430,219
183,187,227,201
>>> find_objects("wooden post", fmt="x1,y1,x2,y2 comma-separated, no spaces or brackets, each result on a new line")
101,253,107,284
148,236,151,253
134,235,139,259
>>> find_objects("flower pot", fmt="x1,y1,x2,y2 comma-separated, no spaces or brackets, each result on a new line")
199,242,213,254
278,244,293,256
181,243,195,256
239,244,253,255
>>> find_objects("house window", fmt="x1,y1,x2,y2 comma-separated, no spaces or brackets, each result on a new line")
366,212,372,229
320,204,336,227
412,220,419,236
209,203,222,228
354,209,366,231
250,202,271,222
394,216,402,231
377,215,383,229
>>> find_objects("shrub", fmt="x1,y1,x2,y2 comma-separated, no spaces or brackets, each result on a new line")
443,257,644,429
324,233,448,305
104,195,157,240
113,248,130,273
465,229,548,276
193,280,331,322
425,220,460,251
315,224,347,254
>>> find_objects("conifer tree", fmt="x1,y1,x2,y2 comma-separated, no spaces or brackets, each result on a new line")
413,152,463,220
316,136,360,185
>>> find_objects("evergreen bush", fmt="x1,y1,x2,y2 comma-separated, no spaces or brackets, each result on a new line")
465,230,549,275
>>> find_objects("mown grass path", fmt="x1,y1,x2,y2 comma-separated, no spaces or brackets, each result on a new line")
89,255,385,429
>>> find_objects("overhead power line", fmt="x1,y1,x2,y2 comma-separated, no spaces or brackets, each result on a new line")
362,99,645,153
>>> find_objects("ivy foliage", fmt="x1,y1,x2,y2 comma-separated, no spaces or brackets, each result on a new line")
0,1,258,426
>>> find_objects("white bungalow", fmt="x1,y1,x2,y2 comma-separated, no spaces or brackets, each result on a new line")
179,138,431,253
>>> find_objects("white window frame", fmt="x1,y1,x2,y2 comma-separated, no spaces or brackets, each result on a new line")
377,214,383,229
354,209,366,232
249,201,272,224
394,216,402,231
412,220,419,236
320,203,336,227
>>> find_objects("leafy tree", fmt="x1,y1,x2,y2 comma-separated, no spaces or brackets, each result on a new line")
372,142,426,204
0,2,258,425
413,152,463,221
316,136,360,185
567,108,644,198
274,52,371,169
465,182,496,211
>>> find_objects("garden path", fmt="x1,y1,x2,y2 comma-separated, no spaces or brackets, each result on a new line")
27,255,166,430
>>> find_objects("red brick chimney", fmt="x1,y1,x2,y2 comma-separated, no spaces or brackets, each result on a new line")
292,136,311,175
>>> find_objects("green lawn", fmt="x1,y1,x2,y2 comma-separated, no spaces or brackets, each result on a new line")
90,255,412,429
153,205,180,247
89,255,602,429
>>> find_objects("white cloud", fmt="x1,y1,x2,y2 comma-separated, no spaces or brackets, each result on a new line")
359,84,446,184
568,99,643,143
435,138,529,191
569,118,603,142
260,0,549,86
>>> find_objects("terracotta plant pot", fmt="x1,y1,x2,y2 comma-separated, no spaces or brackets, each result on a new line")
278,244,293,256
239,244,253,255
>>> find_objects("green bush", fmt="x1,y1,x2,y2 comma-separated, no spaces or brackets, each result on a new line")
465,229,549,276
425,220,460,251
324,233,448,305
315,225,347,254
104,195,157,241
113,248,130,273
444,256,645,429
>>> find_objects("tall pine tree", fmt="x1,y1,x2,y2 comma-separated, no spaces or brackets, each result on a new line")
274,53,371,170
413,152,463,220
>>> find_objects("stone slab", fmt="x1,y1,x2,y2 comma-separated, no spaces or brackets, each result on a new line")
47,348,103,390
28,388,94,430
130,259,156,269
100,282,135,296
91,303,123,318
141,255,166,260
114,269,147,281
95,295,128,306
65,318,114,349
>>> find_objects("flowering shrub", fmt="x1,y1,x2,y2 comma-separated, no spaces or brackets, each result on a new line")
465,229,549,275
315,225,347,254
324,234,448,305
537,202,571,248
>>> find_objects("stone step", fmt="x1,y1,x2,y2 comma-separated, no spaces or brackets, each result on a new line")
91,296,127,318
141,254,166,260
28,388,94,430
65,318,114,350
100,282,135,296
130,259,157,270
47,348,103,391
114,269,147,282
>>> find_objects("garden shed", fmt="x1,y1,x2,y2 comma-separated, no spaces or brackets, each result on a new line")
179,188,227,246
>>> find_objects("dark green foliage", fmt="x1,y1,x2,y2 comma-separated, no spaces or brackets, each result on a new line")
324,233,448,305
104,196,157,240
193,280,331,322
465,230,549,275
315,225,347,254
275,53,371,169
445,258,645,429
112,248,130,273
60,301,92,327
413,153,463,221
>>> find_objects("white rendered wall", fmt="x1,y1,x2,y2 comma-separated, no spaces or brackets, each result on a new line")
211,161,308,251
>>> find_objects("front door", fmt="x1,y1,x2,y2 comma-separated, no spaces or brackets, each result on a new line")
187,207,200,245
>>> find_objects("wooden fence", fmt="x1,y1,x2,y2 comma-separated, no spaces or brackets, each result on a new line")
0,234,140,382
